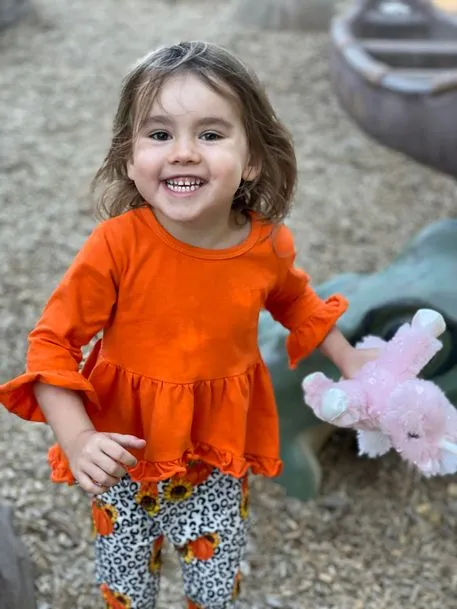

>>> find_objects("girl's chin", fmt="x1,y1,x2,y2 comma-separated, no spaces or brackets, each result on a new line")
153,204,205,225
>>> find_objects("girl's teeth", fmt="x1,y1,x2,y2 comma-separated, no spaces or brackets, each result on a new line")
168,184,200,192
166,179,203,192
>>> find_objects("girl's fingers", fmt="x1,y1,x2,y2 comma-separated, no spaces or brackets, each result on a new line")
93,451,126,480
108,433,146,450
76,472,109,496
84,462,120,490
101,436,143,468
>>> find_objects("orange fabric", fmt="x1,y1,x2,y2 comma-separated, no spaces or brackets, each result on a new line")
0,207,348,483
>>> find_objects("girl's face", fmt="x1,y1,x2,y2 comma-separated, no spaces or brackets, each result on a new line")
127,72,257,232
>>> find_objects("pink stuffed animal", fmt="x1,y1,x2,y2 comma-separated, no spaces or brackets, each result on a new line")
302,308,457,476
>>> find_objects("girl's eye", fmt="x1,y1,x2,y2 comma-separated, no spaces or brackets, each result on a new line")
200,131,222,141
149,130,170,141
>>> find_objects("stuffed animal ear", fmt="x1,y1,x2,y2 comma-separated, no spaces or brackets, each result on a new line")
439,438,457,457
437,449,457,476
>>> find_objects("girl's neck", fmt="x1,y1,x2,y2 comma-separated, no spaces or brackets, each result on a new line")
152,208,251,250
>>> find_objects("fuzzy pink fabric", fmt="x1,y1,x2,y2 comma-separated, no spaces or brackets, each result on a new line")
303,312,457,476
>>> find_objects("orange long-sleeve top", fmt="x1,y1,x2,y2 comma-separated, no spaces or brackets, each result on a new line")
0,207,348,484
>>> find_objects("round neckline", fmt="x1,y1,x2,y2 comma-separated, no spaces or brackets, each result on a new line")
139,206,262,260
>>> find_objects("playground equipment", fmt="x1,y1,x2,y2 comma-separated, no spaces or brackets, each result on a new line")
329,0,457,178
0,503,37,609
233,0,337,31
264,218,457,500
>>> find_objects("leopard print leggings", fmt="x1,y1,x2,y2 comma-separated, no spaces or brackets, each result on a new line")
92,463,249,609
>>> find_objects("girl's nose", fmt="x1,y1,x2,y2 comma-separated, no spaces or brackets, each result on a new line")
168,137,200,164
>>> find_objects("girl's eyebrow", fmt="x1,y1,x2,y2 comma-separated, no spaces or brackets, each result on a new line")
197,117,234,130
144,114,173,127
144,115,234,130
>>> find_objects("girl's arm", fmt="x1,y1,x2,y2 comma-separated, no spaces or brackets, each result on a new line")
34,382,145,495
319,326,378,378
265,225,377,375
33,383,95,452
0,221,145,493
0,223,120,423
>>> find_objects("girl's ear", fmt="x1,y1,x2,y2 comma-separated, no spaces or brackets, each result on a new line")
127,161,135,181
242,157,262,182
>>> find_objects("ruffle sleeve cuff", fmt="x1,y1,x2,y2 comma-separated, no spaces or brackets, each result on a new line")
0,369,101,423
286,294,348,369
48,443,76,484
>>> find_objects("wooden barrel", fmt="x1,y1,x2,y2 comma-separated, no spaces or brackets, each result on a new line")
329,0,457,178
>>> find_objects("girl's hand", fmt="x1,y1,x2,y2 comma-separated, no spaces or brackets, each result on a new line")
338,347,379,379
319,328,379,379
67,430,146,495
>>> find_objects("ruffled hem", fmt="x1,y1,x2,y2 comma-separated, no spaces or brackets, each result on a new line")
47,442,283,485
0,370,100,423
287,294,349,369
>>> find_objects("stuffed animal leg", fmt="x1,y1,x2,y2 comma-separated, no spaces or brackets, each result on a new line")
302,373,369,427
375,308,445,378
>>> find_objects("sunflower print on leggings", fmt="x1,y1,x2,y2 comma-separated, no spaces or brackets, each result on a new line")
100,583,132,608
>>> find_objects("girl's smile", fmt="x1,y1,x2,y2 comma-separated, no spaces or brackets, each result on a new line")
162,175,208,195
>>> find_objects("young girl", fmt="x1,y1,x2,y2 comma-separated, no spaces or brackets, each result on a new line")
0,41,375,609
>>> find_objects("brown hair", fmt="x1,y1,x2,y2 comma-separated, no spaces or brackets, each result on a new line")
92,41,297,223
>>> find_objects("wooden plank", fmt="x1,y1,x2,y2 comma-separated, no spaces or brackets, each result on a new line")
384,67,457,76
360,39,457,55
362,10,428,27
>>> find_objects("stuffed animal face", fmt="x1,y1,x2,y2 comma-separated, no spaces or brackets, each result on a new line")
379,379,457,476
